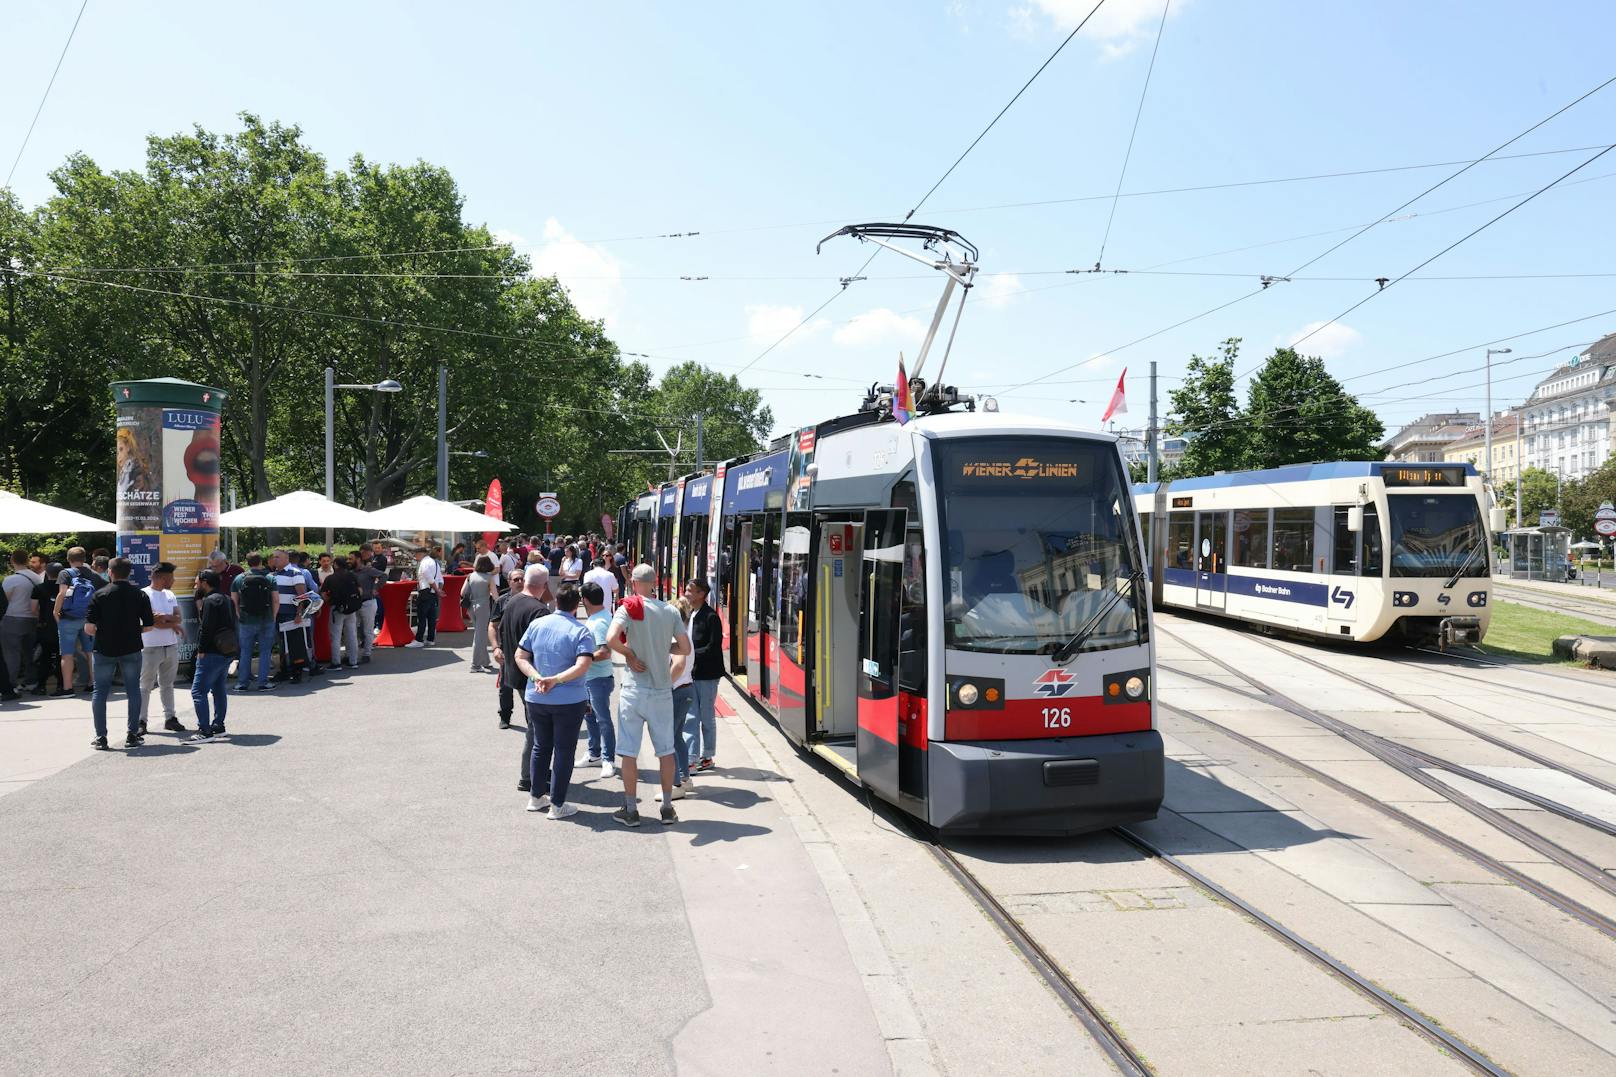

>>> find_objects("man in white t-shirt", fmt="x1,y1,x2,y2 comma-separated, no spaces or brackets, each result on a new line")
607,563,691,827
140,562,186,734
408,544,445,648
582,558,618,610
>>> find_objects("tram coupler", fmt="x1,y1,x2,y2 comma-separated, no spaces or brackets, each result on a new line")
1438,616,1482,649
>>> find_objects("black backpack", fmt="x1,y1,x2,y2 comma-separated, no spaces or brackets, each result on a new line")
238,572,274,617
336,578,362,615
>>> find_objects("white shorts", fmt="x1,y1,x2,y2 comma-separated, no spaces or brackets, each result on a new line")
616,686,675,758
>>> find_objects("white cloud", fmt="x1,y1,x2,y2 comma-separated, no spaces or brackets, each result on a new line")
1085,353,1116,369
491,228,526,248
833,308,927,349
1014,0,1183,56
745,304,828,348
1282,322,1362,361
526,218,622,324
981,273,1023,309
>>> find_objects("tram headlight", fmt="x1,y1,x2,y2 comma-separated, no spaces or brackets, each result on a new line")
957,682,980,706
1124,675,1145,700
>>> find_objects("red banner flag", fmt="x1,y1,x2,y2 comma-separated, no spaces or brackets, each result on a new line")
482,479,503,548
1100,368,1127,423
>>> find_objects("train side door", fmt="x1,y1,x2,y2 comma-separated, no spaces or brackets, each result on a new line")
813,521,861,741
1195,510,1228,611
856,509,906,803
732,519,752,683
1328,506,1360,632
775,515,814,743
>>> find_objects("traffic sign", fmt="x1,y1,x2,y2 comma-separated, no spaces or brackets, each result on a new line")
1539,509,1561,528
1596,501,1616,521
535,496,561,519
1596,518,1616,536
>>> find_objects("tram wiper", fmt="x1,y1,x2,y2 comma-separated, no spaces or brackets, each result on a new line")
1051,569,1143,665
1442,541,1486,589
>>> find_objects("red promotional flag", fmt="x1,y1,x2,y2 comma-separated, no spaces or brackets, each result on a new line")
892,355,913,426
1100,368,1128,423
482,479,503,548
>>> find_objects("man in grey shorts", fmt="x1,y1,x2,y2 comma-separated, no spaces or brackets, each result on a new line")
607,563,691,827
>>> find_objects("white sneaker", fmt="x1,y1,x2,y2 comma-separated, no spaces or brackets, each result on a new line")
584,755,602,765
526,795,549,812
547,802,578,820
404,641,424,649
653,785,687,803
599,760,616,780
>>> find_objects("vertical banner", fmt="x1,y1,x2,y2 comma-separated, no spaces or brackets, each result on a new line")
600,512,614,540
482,478,503,550
112,379,227,664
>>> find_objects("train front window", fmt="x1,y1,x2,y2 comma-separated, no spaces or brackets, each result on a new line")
1388,494,1487,578
937,438,1145,655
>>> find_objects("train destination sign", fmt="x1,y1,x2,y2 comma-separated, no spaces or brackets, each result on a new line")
1381,466,1466,488
956,455,1080,481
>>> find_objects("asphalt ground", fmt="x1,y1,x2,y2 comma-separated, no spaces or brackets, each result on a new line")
0,640,891,1076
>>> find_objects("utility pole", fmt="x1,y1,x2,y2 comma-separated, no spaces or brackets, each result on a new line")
325,366,336,551
436,365,448,501
1514,418,1523,528
1483,348,1511,494
1146,361,1159,484
694,412,705,472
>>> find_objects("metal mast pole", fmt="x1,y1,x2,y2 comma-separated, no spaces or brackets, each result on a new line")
324,366,335,551
695,412,704,472
436,365,448,501
1514,419,1523,528
1146,360,1159,484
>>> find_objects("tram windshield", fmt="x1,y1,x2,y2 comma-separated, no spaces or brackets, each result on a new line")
936,437,1145,655
1387,494,1487,578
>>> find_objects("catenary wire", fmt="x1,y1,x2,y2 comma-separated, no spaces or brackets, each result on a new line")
5,0,89,189
1094,0,1171,269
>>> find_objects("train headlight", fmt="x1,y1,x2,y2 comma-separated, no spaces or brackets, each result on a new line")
1124,676,1145,700
957,682,980,706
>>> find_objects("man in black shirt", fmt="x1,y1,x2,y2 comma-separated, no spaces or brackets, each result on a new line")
490,565,550,788
85,557,154,750
188,570,236,743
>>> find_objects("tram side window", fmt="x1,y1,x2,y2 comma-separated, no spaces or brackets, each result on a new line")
1271,508,1316,573
1167,513,1195,570
1331,507,1358,575
1362,504,1383,576
894,481,926,693
1232,509,1271,569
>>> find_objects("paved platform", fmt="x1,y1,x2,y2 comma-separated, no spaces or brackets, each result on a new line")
0,640,893,1076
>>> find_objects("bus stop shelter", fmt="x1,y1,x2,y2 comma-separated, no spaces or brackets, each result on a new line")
1502,525,1572,581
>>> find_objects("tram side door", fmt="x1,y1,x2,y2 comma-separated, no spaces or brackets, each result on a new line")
1195,511,1228,611
856,510,905,804
731,520,752,682
813,521,862,741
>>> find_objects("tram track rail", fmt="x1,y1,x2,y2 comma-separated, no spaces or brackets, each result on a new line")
1401,647,1616,718
1155,627,1616,942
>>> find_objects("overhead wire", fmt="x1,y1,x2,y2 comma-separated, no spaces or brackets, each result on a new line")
5,0,88,189
1094,0,1171,269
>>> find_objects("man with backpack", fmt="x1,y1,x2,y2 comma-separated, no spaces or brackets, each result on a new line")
322,557,363,669
52,547,97,696
232,553,280,691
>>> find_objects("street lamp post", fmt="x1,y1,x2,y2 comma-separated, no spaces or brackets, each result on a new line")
325,367,403,550
1484,348,1511,488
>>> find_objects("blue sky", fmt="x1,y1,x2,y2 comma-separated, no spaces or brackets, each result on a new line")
7,0,1615,442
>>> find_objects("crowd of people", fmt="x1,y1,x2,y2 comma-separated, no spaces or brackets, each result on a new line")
0,531,726,826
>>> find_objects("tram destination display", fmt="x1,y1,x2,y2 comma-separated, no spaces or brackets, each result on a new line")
1382,466,1466,488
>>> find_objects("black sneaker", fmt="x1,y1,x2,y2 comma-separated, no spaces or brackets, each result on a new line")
90,736,108,751
50,688,73,697
124,734,145,749
0,691,19,702
259,682,277,691
499,719,512,730
214,727,228,739
138,719,148,736
660,804,678,826
359,655,372,664
517,780,531,793
163,717,185,732
614,806,642,828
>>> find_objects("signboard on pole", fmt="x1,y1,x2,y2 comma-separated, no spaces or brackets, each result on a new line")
535,494,561,519
1596,502,1616,536
1539,509,1561,528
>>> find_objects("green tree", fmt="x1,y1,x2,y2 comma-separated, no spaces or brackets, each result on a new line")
1560,460,1616,539
1166,338,1245,477
1505,467,1561,528
1241,346,1383,470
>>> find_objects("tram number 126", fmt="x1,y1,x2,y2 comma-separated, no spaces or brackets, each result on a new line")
1042,707,1072,729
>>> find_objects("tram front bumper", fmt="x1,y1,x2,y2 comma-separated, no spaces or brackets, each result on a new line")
927,730,1164,837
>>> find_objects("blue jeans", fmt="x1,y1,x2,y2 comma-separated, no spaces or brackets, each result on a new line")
237,620,276,687
192,652,231,734
528,700,586,806
671,683,696,784
414,590,439,642
92,650,144,740
687,678,720,763
584,676,616,760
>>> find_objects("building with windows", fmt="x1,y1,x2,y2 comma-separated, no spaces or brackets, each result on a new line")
1442,412,1520,484
1519,333,1616,481
1381,411,1482,463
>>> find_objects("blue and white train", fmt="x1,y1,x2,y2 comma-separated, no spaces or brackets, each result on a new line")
1134,461,1505,646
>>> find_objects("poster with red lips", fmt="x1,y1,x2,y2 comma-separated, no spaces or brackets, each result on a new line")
159,409,222,582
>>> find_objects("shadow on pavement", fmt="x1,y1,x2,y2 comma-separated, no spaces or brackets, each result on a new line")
123,743,198,757
220,734,281,747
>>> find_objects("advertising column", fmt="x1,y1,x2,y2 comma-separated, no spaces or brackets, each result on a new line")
111,378,227,663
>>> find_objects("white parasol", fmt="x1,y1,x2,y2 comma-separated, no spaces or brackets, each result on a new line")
0,490,117,534
216,490,377,529
365,495,516,533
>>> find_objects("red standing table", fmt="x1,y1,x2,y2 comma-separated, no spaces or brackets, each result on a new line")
374,581,418,648
313,602,333,663
437,573,468,632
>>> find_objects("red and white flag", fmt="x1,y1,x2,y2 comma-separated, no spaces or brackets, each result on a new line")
1100,368,1128,423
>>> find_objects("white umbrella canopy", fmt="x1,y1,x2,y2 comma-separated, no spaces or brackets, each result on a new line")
366,495,515,533
216,490,376,529
0,490,117,534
